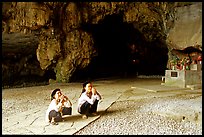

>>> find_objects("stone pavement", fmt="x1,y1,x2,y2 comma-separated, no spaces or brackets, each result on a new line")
2,78,201,135
2,87,121,135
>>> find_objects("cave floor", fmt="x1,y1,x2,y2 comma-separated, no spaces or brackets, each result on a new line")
2,77,202,135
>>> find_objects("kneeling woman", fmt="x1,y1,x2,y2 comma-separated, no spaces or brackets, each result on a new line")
45,88,72,125
77,81,102,119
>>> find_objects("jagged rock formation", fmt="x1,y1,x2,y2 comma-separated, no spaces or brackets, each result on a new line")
2,2,202,87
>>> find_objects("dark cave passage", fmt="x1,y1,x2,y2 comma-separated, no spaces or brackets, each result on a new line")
2,13,169,88
71,13,169,81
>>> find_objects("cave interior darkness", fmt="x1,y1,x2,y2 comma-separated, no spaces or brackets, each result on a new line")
71,13,169,81
2,13,169,88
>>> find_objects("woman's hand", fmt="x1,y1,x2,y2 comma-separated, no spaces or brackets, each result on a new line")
92,87,101,99
92,87,97,95
60,95,65,103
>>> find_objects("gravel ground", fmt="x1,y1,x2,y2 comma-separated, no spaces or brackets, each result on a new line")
2,83,81,117
74,97,202,135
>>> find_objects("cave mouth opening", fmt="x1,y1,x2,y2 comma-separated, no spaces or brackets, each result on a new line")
71,13,169,82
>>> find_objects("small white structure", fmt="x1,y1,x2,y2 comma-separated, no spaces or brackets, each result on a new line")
162,63,202,89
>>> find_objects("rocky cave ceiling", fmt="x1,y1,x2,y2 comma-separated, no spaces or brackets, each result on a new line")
2,2,202,88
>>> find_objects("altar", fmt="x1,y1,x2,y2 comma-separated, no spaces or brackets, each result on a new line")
162,57,202,88
163,69,202,88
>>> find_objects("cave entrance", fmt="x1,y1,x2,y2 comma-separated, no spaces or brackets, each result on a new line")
71,13,168,81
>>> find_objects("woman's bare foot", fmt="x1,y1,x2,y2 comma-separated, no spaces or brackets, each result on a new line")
82,115,88,119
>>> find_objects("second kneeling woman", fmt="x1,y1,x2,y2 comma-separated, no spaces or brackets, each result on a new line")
77,81,101,119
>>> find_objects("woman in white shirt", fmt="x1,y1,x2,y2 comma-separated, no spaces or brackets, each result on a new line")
77,81,101,119
45,88,72,125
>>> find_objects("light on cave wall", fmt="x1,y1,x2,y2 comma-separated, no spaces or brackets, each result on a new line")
51,29,54,35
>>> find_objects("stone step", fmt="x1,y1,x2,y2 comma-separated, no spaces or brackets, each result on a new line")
186,84,202,90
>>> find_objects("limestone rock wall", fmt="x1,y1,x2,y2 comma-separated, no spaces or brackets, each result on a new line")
166,2,202,69
2,2,51,33
2,2,202,84
167,2,202,49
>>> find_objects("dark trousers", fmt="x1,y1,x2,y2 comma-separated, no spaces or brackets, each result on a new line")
79,100,99,115
49,107,72,122
62,107,72,115
49,110,62,122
